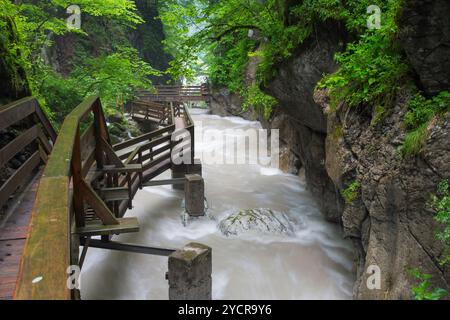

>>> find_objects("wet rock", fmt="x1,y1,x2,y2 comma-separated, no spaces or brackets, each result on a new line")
219,208,294,237
398,0,450,95
210,87,255,119
264,21,348,222
315,87,450,299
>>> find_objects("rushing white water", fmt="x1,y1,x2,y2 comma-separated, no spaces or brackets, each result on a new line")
81,109,355,300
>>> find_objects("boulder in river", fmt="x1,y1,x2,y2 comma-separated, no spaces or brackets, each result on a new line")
219,208,294,237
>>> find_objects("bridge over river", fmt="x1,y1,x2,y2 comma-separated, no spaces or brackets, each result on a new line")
0,85,212,300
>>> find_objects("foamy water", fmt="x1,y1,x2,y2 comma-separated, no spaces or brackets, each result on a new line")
80,109,355,300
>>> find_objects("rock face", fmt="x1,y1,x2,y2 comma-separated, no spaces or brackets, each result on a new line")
0,20,30,105
219,209,294,237
398,0,450,96
129,0,172,84
209,2,450,299
264,21,348,222
209,87,253,118
315,88,450,299
50,0,171,81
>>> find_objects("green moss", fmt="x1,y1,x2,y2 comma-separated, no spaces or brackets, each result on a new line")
342,181,361,204
331,125,343,140
400,123,428,157
371,105,386,126
400,91,450,157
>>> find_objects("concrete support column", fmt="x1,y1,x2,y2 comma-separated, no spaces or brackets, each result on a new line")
168,243,212,300
185,174,205,217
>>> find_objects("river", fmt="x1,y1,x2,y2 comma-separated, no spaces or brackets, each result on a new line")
81,109,355,300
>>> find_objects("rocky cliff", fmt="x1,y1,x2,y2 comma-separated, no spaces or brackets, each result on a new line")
0,19,30,105
209,1,450,299
50,0,171,80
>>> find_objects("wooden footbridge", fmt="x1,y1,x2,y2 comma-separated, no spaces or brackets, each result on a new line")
0,85,212,300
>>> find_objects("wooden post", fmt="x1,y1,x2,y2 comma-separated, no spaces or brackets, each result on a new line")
72,124,85,227
172,164,186,191
168,243,212,300
185,174,204,217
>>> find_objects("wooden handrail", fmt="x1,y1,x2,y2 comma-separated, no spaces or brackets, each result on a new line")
0,97,57,210
13,89,199,299
14,96,103,300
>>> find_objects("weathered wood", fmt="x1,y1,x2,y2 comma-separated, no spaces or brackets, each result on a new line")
100,187,130,202
0,97,35,132
100,137,125,168
143,159,172,181
114,125,175,151
0,125,38,168
143,178,186,187
101,164,143,174
0,152,40,209
14,176,71,300
80,123,95,162
71,124,85,228
33,101,57,142
79,179,119,226
143,153,171,172
14,96,100,300
76,217,139,237
38,128,53,156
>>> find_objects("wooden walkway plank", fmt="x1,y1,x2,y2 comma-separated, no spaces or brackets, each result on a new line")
0,173,40,300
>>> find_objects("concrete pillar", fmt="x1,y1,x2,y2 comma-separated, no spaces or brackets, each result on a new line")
168,243,212,300
185,174,205,217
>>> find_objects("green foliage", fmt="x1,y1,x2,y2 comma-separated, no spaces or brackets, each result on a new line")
400,123,428,157
431,180,450,265
33,47,158,124
409,268,448,300
400,91,450,156
70,46,159,114
342,181,360,204
409,181,450,300
404,92,450,129
160,0,409,117
241,84,277,120
208,37,256,92
318,0,407,109
1,1,157,125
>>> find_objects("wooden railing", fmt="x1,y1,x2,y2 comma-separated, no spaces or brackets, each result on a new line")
14,96,141,300
130,100,171,125
138,84,210,102
14,93,198,299
0,97,56,211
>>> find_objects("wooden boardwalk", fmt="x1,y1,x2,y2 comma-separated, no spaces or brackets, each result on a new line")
0,172,40,299
0,85,209,300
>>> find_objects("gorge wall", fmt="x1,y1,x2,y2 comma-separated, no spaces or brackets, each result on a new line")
210,0,450,299
49,0,170,83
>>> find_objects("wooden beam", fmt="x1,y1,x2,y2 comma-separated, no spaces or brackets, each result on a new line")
71,125,85,228
0,151,41,209
101,164,143,174
0,125,38,168
79,179,119,225
100,137,125,168
76,217,139,237
143,178,185,187
0,97,35,132
34,101,57,143
14,176,71,300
